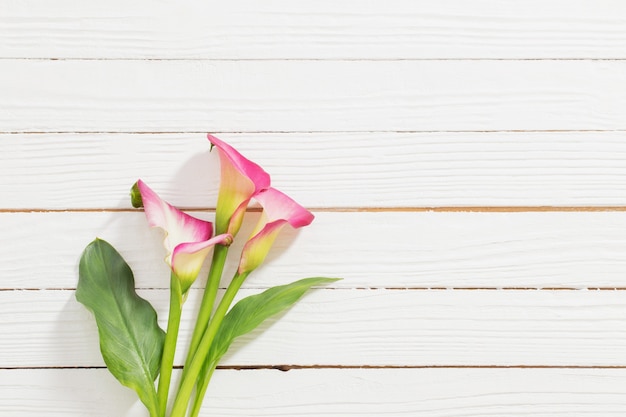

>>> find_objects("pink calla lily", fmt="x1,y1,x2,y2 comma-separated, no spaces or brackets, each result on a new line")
133,180,232,293
238,187,314,274
208,134,271,237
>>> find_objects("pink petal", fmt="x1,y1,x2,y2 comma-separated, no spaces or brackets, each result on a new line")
238,188,313,274
238,220,288,274
208,135,271,191
136,180,213,264
171,233,233,293
207,134,271,235
253,187,314,228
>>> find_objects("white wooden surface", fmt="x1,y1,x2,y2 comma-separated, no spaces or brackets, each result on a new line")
2,1,626,416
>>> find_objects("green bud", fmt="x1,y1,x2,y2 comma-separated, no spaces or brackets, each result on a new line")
130,181,143,208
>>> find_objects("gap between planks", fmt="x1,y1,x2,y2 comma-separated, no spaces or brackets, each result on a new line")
4,364,626,371
6,286,626,291
3,207,626,213
5,129,626,134
2,58,626,62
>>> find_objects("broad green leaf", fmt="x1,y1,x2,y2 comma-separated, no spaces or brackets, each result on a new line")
208,277,341,364
76,238,165,416
189,277,340,416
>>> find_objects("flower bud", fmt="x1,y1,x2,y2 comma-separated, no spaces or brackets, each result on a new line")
130,181,144,208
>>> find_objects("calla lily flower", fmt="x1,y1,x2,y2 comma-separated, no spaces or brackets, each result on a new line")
208,134,271,237
132,180,232,294
238,187,314,275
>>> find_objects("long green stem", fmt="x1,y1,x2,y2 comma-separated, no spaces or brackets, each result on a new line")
157,274,183,417
184,245,229,371
170,271,249,417
189,363,217,417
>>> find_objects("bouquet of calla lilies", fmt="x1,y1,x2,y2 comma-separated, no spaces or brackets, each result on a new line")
77,135,338,417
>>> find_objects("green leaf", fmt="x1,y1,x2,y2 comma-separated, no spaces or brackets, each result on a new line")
76,238,165,416
208,277,341,364
189,277,340,416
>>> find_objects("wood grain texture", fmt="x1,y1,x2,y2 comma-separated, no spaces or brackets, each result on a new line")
3,132,626,209
2,289,626,367
3,60,626,132
2,368,626,416
3,0,626,59
3,211,626,289
3,1,626,415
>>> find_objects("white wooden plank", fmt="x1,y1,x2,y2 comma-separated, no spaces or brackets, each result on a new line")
3,60,626,132
3,132,626,209
2,289,626,367
4,211,626,290
2,368,626,416
3,1,626,59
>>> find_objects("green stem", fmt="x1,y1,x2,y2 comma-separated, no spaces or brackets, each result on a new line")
184,245,229,371
189,363,217,417
157,274,183,417
170,271,249,417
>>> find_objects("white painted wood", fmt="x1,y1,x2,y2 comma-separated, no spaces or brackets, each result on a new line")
3,1,626,59
2,289,626,367
3,211,626,289
3,1,626,415
4,132,626,209
3,60,626,132
2,368,626,416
